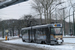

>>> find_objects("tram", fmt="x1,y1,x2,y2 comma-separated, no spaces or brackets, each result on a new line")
21,23,63,45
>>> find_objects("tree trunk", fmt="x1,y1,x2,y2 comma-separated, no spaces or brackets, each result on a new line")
40,13,42,24
12,28,14,36
47,9,49,24
49,7,51,24
49,11,51,24
18,28,21,36
44,9,47,24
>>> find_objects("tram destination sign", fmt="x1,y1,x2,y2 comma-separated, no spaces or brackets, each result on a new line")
0,0,28,9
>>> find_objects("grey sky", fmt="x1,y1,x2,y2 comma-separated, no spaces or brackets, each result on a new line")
0,0,33,20
0,0,75,22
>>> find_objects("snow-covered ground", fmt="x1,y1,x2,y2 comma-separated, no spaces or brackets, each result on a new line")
64,38,75,43
63,36,75,38
0,38,5,40
0,36,19,40
2,37,75,50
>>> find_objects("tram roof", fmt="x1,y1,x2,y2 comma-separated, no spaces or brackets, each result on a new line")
21,23,62,30
21,24,52,30
21,27,31,30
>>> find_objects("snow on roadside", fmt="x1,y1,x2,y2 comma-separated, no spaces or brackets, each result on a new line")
3,39,75,50
0,36,19,40
0,38,5,40
63,36,75,38
63,38,75,43
8,36,19,39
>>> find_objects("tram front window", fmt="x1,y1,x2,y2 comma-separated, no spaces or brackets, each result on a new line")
54,28,62,34
51,28,62,34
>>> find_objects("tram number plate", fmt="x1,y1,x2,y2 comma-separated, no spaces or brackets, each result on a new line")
57,40,62,42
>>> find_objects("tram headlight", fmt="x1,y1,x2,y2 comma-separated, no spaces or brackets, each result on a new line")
57,24,61,27
56,38,58,40
60,38,62,40
54,24,62,27
54,24,57,27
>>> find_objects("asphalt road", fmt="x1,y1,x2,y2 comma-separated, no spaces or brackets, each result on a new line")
0,37,47,50
0,41,46,50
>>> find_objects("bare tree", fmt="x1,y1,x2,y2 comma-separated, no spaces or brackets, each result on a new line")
31,0,43,24
31,0,62,24
20,14,37,26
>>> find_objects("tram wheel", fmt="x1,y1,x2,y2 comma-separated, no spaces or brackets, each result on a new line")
22,39,25,42
31,40,34,43
41,41,43,44
41,41,46,44
22,38,25,42
56,42,62,45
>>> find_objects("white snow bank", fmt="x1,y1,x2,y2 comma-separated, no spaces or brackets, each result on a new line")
8,36,19,39
3,39,75,50
0,36,19,40
63,38,75,43
63,36,75,38
0,38,5,40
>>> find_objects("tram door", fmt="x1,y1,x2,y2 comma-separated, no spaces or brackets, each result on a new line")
45,27,51,44
30,29,35,42
34,29,36,42
28,30,30,42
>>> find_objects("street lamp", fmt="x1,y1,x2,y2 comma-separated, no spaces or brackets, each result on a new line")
73,11,75,35
69,7,73,35
30,21,32,40
12,21,14,36
72,3,75,36
0,0,28,9
56,2,65,6
2,21,4,38
59,7,67,35
69,3,75,35
55,2,65,23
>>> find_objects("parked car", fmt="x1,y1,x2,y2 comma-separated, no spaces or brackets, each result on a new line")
19,34,22,38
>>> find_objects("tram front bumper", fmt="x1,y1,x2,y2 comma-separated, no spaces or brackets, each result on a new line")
57,40,62,42
51,40,63,44
49,40,64,45
57,40,63,44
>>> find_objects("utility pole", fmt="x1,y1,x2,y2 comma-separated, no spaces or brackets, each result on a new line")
72,3,75,36
55,2,65,23
69,3,75,36
12,21,14,36
59,7,67,35
30,21,32,41
55,7,57,23
0,0,28,9
73,11,75,35
69,7,72,35
2,21,4,38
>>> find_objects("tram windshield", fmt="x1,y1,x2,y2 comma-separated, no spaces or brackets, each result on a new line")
51,28,62,34
54,28,62,34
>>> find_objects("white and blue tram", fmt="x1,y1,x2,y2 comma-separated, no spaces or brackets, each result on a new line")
21,23,63,45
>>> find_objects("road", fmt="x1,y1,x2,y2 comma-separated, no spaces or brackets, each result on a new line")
1,37,75,50
0,37,47,50
0,41,46,50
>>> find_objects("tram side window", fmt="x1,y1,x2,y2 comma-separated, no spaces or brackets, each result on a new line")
51,28,55,34
21,30,24,35
40,28,45,35
21,30,28,35
36,28,45,35
44,28,49,35
36,29,40,35
32,29,34,34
